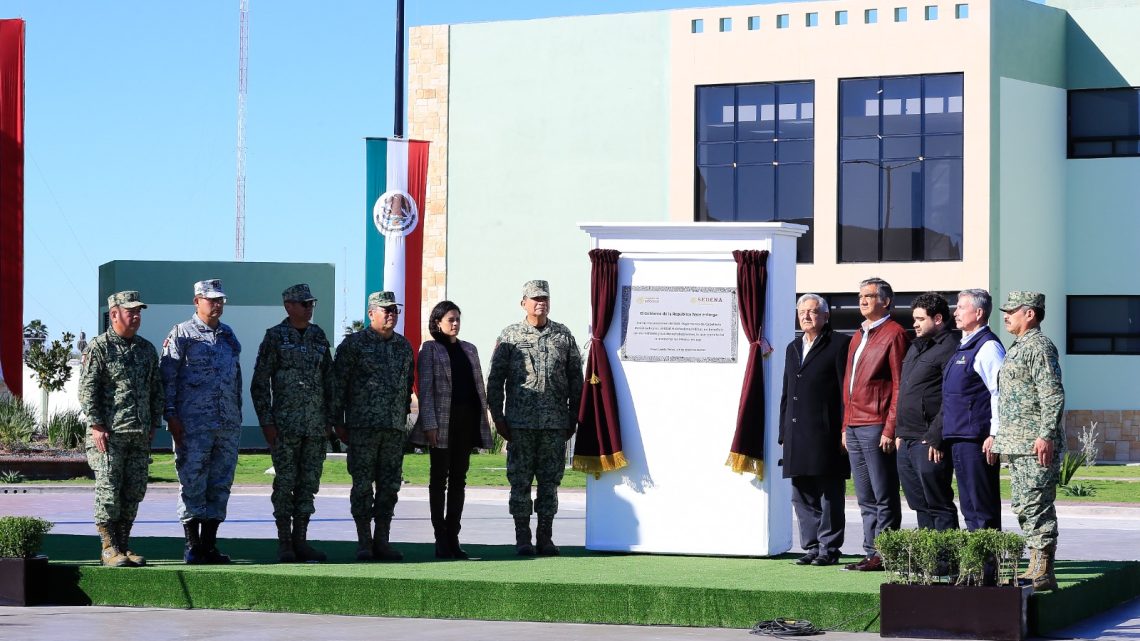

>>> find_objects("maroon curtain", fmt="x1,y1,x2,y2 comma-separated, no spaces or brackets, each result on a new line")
573,248,627,477
0,21,24,398
726,249,769,478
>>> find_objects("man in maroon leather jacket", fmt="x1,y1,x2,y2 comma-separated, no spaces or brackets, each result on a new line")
841,277,908,571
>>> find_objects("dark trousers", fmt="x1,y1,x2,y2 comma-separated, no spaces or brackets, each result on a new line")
949,439,1002,531
896,437,960,531
847,424,901,556
428,406,475,539
791,474,846,556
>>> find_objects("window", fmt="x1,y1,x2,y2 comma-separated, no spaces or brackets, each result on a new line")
925,5,939,20
1068,88,1140,158
894,7,908,21
692,19,704,33
696,82,816,263
748,16,761,30
955,4,969,18
720,17,733,32
798,292,955,337
806,12,819,27
836,10,849,25
865,8,879,23
777,14,790,28
1068,296,1140,354
839,73,964,263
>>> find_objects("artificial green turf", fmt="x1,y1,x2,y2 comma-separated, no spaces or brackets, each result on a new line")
41,534,880,630
37,534,1140,634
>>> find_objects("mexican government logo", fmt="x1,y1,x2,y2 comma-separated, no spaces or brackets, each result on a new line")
373,190,420,238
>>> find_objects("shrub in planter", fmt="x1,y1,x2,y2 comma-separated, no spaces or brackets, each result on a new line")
0,397,37,450
0,516,53,558
46,409,86,450
0,516,53,607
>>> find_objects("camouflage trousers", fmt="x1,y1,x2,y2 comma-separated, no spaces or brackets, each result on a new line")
506,429,567,518
86,430,151,523
270,433,327,520
175,428,241,522
348,428,406,520
1008,454,1060,550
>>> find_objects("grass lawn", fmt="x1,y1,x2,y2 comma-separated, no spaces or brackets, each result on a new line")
23,453,1132,499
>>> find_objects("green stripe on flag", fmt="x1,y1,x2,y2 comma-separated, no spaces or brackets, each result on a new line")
364,138,388,315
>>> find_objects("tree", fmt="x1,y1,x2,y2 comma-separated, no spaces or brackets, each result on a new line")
24,331,76,426
22,320,48,357
343,319,365,337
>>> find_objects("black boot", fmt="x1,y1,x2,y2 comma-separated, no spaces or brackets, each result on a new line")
372,518,404,562
429,484,451,559
536,514,560,556
354,517,375,561
200,519,231,564
292,516,327,563
275,517,296,563
446,480,468,560
183,519,204,565
514,516,535,557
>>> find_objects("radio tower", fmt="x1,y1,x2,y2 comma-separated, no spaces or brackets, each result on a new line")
234,0,249,261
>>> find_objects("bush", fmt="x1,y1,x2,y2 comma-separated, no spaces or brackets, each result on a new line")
0,516,53,558
46,409,86,450
0,396,37,450
876,527,1026,586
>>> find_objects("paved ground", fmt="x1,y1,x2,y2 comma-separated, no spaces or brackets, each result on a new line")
2,484,1139,640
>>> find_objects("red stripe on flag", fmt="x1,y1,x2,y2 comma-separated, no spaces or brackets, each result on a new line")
404,140,430,354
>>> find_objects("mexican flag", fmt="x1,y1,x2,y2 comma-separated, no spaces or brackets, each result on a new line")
364,137,430,351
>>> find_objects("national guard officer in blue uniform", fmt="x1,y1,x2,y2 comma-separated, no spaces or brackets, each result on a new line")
160,279,243,564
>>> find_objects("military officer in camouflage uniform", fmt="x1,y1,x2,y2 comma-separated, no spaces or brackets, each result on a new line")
333,291,415,562
487,279,583,556
251,283,336,563
79,291,164,567
160,279,243,565
992,291,1065,591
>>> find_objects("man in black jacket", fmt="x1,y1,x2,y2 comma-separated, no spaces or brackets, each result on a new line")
895,292,960,531
780,294,852,567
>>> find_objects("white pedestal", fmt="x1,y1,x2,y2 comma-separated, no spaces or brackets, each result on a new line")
579,222,804,557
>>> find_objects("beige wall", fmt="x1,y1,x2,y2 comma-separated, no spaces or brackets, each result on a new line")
409,25,450,328
668,0,992,294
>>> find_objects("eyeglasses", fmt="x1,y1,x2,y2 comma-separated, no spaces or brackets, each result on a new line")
199,297,226,305
380,306,400,315
289,300,315,308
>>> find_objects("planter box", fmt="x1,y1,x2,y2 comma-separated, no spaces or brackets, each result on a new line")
0,555,49,606
0,454,92,480
880,582,1032,641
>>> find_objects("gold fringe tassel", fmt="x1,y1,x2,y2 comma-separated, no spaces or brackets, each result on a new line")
572,451,630,479
725,452,764,480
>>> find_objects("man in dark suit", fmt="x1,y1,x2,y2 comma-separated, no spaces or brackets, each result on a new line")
780,294,852,567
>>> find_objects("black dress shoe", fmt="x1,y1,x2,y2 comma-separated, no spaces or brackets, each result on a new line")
795,552,819,565
812,552,840,566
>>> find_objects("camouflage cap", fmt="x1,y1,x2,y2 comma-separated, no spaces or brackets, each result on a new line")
108,290,147,310
282,283,317,303
1000,290,1045,312
193,279,226,299
368,291,402,309
522,279,550,299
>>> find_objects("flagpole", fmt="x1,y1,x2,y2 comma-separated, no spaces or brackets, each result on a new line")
393,0,404,138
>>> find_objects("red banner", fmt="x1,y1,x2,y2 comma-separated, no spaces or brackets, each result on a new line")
0,20,24,397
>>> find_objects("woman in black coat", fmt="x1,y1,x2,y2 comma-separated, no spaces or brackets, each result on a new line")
779,294,852,567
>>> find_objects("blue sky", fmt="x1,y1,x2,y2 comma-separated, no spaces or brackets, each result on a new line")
6,0,767,341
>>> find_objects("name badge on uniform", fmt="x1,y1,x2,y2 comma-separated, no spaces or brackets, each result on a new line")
518,342,534,349
955,355,967,365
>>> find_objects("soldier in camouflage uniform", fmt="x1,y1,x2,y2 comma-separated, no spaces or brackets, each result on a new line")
332,291,415,562
160,279,243,565
251,283,336,563
487,279,583,556
78,291,164,568
992,291,1065,591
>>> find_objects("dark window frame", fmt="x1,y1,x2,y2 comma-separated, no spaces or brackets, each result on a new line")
837,72,965,264
1066,295,1140,355
1068,87,1140,159
694,80,816,263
